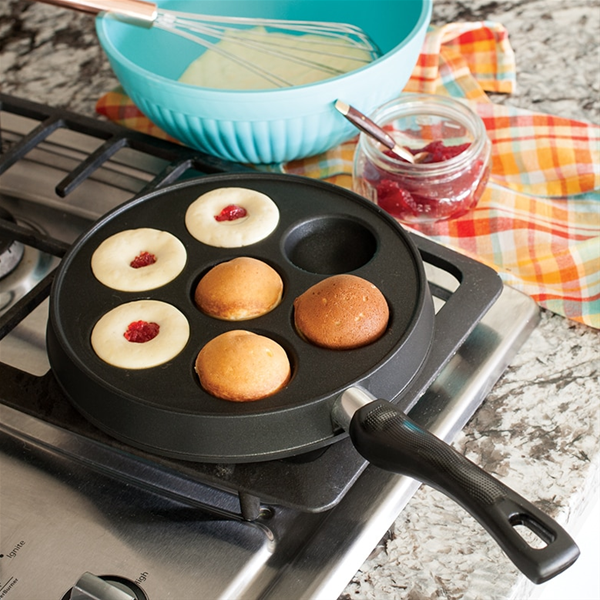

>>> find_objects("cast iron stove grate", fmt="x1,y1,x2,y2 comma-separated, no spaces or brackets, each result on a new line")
0,94,502,519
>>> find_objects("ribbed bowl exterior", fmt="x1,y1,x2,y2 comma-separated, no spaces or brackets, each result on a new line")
131,97,352,163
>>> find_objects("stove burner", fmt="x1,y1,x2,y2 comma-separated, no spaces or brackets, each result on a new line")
0,207,25,280
0,210,57,315
0,241,24,280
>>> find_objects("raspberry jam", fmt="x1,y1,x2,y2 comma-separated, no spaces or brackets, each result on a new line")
124,320,160,343
215,204,247,222
130,251,157,269
353,94,491,224
415,140,471,163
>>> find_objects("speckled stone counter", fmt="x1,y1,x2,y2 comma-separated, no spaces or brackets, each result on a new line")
1,1,598,599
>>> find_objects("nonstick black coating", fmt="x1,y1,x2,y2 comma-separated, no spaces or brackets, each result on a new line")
47,173,435,462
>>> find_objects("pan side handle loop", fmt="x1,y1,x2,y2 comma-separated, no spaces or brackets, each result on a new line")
348,398,580,584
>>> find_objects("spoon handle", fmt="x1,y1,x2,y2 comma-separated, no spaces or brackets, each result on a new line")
334,100,415,163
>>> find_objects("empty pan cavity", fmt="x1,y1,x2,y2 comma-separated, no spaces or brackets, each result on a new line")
283,216,377,274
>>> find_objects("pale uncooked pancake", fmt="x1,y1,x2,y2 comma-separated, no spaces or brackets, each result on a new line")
91,228,187,292
178,27,372,90
194,257,283,320
185,187,279,248
195,330,291,401
293,274,389,349
91,300,190,369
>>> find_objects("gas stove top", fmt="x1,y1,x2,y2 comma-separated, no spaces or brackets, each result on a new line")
0,94,539,600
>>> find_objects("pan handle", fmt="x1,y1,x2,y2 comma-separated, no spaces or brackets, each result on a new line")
337,391,580,584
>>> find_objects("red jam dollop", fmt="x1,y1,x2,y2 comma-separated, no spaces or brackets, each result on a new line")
130,251,157,269
124,320,160,343
215,204,247,222
361,140,490,223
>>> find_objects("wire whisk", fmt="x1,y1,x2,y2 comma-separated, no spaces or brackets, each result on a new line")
35,0,382,87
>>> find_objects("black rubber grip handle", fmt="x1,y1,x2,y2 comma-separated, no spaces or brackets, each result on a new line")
349,400,580,584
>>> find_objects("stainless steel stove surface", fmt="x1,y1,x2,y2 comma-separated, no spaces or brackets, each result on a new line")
0,95,539,600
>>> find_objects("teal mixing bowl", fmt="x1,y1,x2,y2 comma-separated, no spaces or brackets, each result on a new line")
96,0,431,164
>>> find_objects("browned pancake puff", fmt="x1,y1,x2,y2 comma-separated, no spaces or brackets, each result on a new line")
293,274,389,350
195,330,291,402
194,257,283,320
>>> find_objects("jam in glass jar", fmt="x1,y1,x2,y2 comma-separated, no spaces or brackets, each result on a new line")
353,94,491,224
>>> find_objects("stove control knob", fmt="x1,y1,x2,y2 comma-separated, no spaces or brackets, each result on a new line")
68,573,147,600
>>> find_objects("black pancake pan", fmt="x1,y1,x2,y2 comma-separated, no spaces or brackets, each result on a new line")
48,173,435,462
47,173,579,583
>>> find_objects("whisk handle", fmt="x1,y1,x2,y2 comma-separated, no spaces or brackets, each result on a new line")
33,0,157,24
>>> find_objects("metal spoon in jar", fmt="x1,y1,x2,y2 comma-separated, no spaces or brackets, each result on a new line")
335,100,429,164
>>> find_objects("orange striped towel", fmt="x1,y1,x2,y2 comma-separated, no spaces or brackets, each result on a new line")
96,22,600,328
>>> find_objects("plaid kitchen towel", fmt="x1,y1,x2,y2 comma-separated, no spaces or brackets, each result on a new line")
96,22,600,328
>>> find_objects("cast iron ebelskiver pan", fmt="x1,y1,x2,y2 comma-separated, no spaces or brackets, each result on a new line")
47,173,578,583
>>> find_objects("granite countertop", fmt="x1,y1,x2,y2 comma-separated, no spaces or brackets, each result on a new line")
1,1,598,599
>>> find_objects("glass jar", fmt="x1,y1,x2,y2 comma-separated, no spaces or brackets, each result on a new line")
353,94,491,224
